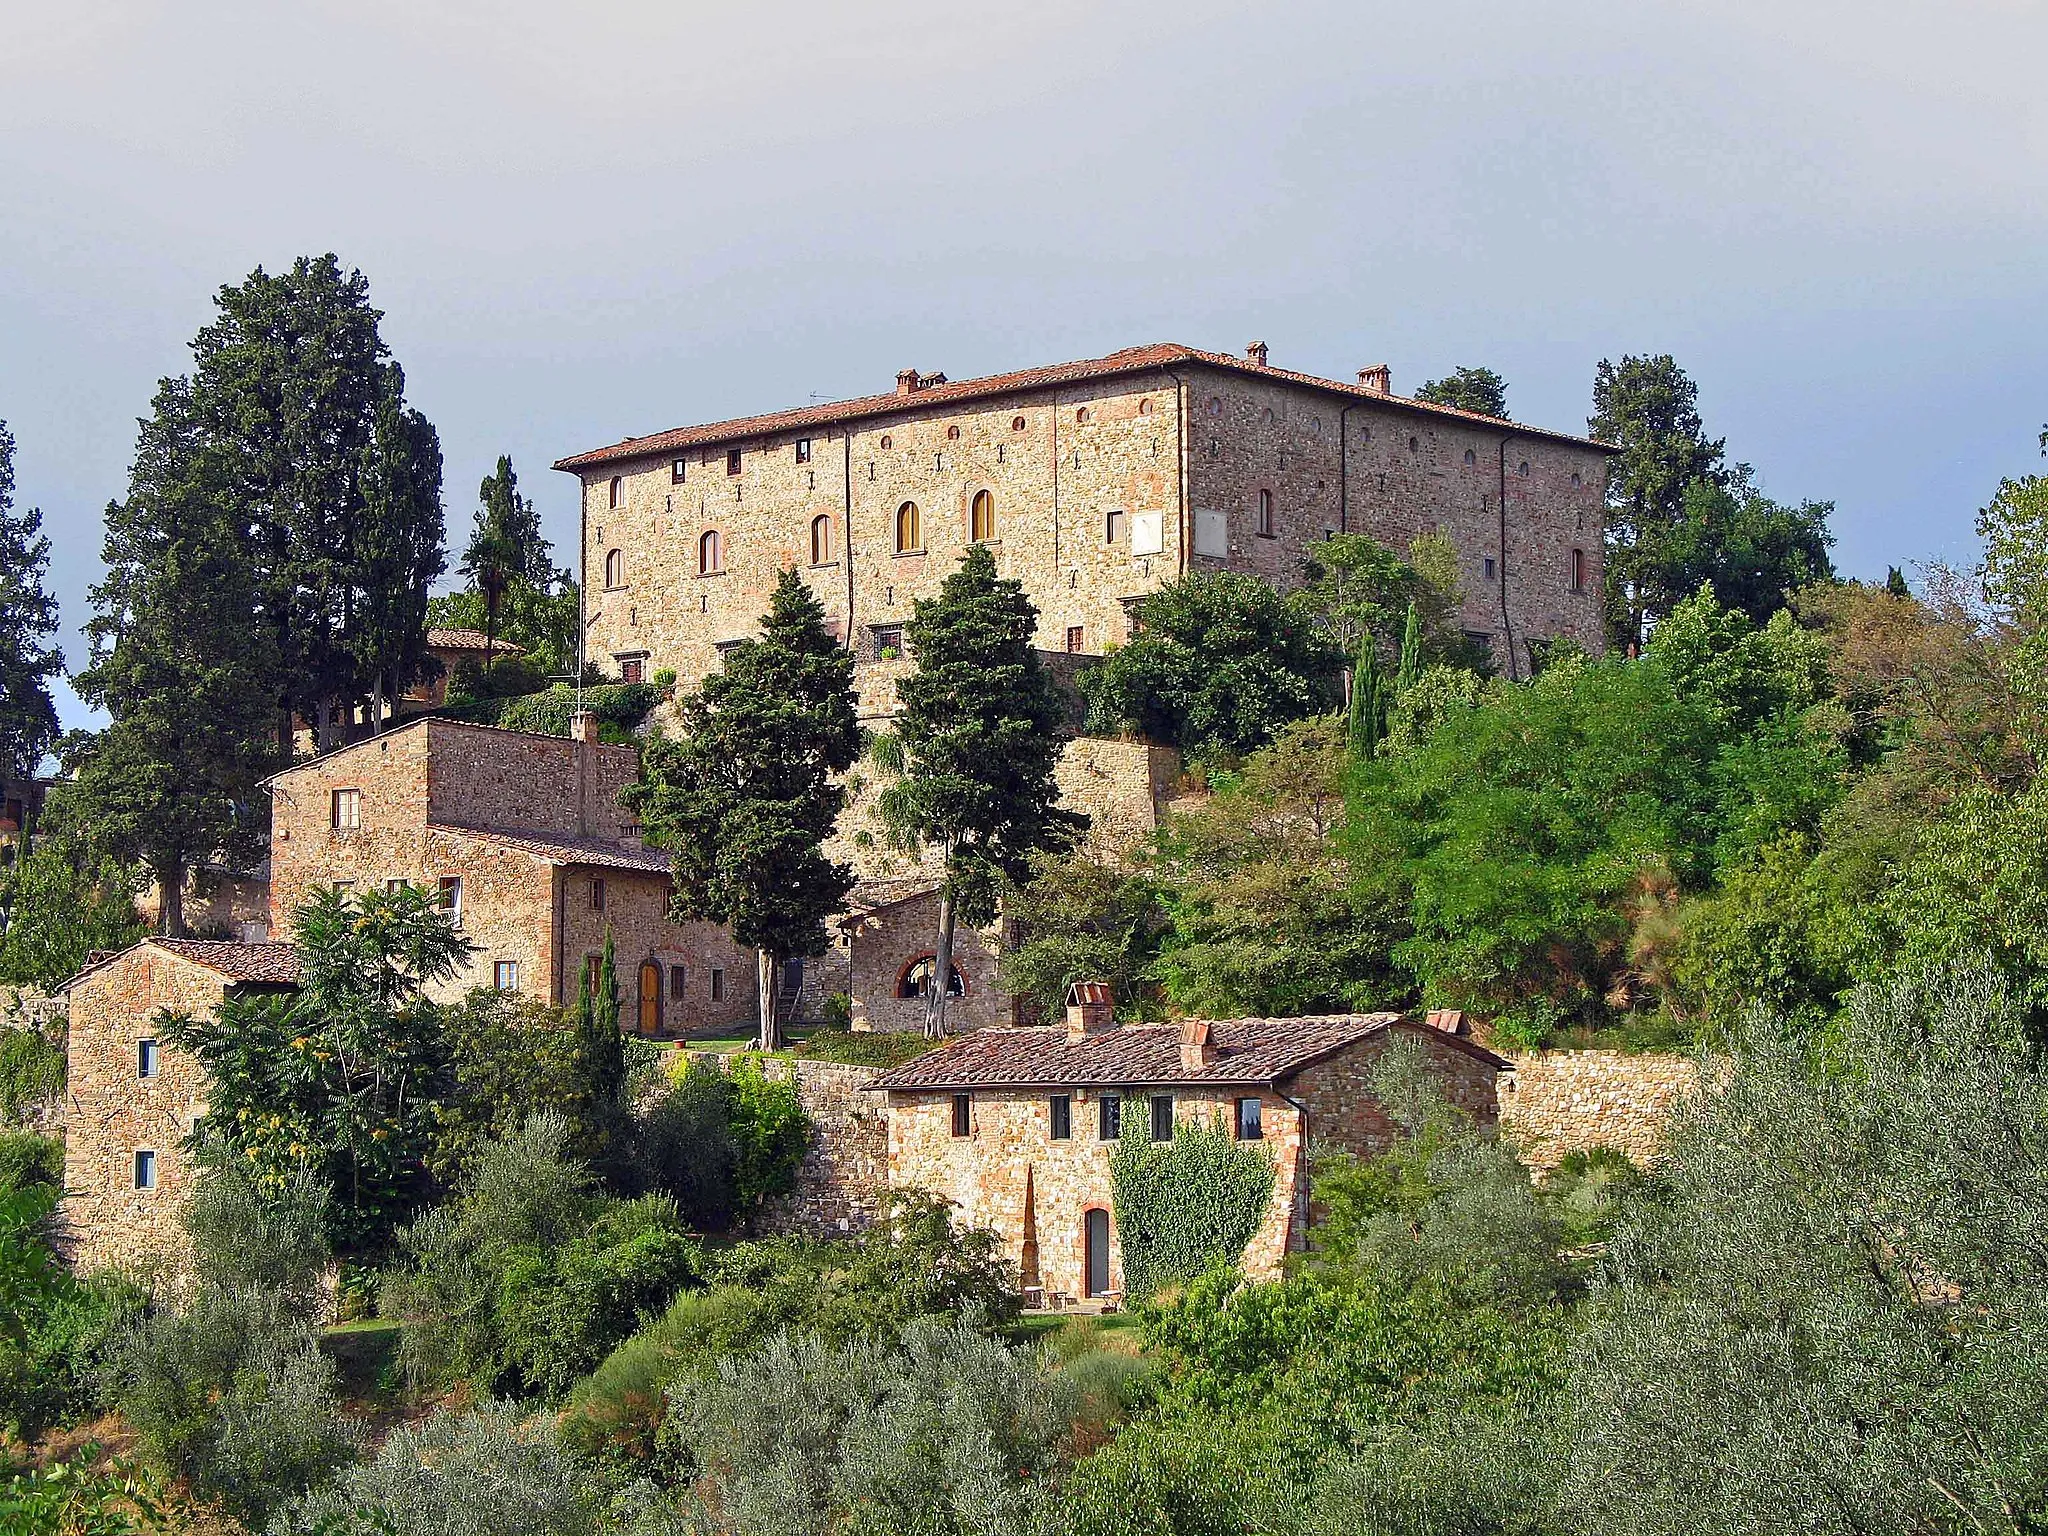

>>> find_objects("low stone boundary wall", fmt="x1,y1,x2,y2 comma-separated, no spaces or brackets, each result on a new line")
1498,1049,1702,1173
687,1052,887,1237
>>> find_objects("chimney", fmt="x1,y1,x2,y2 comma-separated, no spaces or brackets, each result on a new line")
569,709,600,745
1065,980,1115,1040
1245,341,1269,367
896,368,921,396
1357,364,1392,395
1425,1007,1468,1036
1179,1018,1217,1073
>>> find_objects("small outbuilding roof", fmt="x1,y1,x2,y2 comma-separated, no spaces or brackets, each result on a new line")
426,629,526,656
865,1013,1505,1093
67,938,303,992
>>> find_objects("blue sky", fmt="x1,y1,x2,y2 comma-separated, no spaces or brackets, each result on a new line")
6,1,2044,732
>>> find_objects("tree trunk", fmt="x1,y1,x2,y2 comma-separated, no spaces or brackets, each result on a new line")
371,672,386,736
157,858,186,938
924,889,957,1040
756,947,781,1052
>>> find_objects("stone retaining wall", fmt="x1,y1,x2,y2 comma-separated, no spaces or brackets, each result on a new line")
1498,1049,1702,1172
687,1052,887,1237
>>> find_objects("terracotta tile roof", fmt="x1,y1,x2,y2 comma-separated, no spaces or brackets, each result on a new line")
64,939,303,992
865,1013,1503,1091
426,628,526,656
429,822,672,874
552,342,1614,472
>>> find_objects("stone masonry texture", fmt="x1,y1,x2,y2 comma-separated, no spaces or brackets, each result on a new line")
1498,1049,1702,1172
686,1051,888,1237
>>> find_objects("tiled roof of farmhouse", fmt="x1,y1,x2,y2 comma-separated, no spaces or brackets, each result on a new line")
430,823,673,874
66,939,304,991
426,628,526,655
866,1014,1504,1092
553,343,1615,471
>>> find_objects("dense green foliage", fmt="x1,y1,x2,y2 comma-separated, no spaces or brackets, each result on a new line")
443,679,659,738
1414,364,1510,419
635,1055,808,1230
0,421,62,782
0,1026,65,1124
0,834,145,989
998,852,1165,1022
625,570,860,1047
1081,570,1341,763
1109,1118,1276,1300
1,1181,139,1441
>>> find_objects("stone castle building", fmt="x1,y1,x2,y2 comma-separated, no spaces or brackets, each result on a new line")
554,341,1610,717
867,986,1506,1301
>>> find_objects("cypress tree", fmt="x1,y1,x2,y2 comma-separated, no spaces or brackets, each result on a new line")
1397,599,1424,694
879,544,1086,1037
1347,640,1383,760
595,927,621,1036
624,570,859,1049
0,421,62,785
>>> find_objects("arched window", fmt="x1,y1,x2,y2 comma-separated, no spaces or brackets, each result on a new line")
1075,406,1090,424
1011,415,1027,432
897,955,967,999
604,549,624,588
946,424,961,441
1257,489,1275,538
970,490,996,542
607,476,622,509
1139,397,1155,415
1518,460,1530,477
880,435,893,450
810,514,834,565
698,529,722,575
896,501,921,553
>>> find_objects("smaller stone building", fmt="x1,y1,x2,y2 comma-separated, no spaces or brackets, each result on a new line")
866,988,1504,1302
836,880,1012,1034
60,939,303,1275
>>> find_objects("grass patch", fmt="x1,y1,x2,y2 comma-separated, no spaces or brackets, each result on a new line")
322,1319,403,1405
789,1028,934,1068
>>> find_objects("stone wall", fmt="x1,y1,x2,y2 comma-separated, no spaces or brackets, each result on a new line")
844,888,1009,1035
687,1052,887,1237
1498,1049,1702,1172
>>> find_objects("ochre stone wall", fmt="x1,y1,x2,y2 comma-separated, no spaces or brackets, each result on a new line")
1498,1049,1701,1172
844,889,1009,1035
577,360,1605,706
59,950,252,1276
557,869,756,1037
686,1052,887,1237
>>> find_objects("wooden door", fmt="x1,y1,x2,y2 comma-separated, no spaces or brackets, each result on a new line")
638,961,662,1035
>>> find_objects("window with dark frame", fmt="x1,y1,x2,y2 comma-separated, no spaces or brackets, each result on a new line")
607,475,622,509
1257,488,1275,538
1235,1097,1263,1141
795,438,812,464
591,877,607,912
331,787,361,830
437,876,462,928
1050,1094,1072,1140
951,1093,972,1137
1105,508,1126,543
699,530,722,575
671,458,687,484
710,968,726,1002
726,448,743,476
1065,626,1084,654
895,501,921,553
669,965,687,1001
494,961,519,992
1571,547,1586,593
620,657,645,684
137,1039,159,1079
1098,1093,1122,1140
971,489,996,542
605,548,624,588
133,1149,157,1190
810,514,833,565
585,953,602,994
1483,556,1498,581
871,624,904,661
1150,1093,1174,1141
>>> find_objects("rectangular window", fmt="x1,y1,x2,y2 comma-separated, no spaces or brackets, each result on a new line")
1050,1094,1072,1140
1065,626,1085,654
871,625,904,661
494,960,519,992
620,657,645,685
1098,1093,1122,1141
951,1093,972,1138
795,438,812,464
1571,547,1586,593
437,876,463,928
1234,1097,1263,1141
1483,555,1498,582
590,877,607,912
726,448,743,476
1105,508,1126,543
710,968,726,1002
332,879,355,895
133,1149,157,1190
672,457,687,484
584,953,602,993
669,965,688,1001
330,787,361,830
1150,1093,1174,1142
137,1039,159,1080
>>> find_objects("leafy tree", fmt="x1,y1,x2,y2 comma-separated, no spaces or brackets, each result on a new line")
162,887,468,1253
1589,353,1728,648
997,851,1165,1023
1153,716,1405,1018
1979,470,2048,753
1659,465,1836,629
1293,533,1418,661
0,831,144,988
1414,365,1509,419
877,544,1083,1035
71,390,281,934
625,570,858,1048
1396,599,1424,692
0,422,61,783
453,455,563,673
1081,569,1341,764
1569,963,2048,1536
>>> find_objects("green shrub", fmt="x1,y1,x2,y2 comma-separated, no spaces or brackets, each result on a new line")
0,1130,60,1195
495,683,659,740
635,1056,807,1230
560,1284,772,1458
182,1154,332,1313
0,1451,190,1536
789,1027,931,1068
1108,1116,1275,1300
0,1027,64,1124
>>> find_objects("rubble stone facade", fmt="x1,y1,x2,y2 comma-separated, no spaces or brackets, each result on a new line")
687,1051,888,1236
839,885,1011,1035
1499,1048,1702,1172
558,344,1609,711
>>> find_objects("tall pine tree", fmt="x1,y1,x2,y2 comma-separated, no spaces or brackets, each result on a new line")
1347,639,1383,759
624,569,859,1049
880,544,1085,1036
0,421,62,784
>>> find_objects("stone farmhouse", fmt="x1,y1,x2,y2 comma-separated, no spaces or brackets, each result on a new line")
61,939,302,1274
554,341,1611,719
266,714,755,1028
865,984,1506,1302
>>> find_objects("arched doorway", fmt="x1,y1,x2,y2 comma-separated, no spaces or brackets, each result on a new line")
638,961,662,1035
1084,1208,1111,1299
